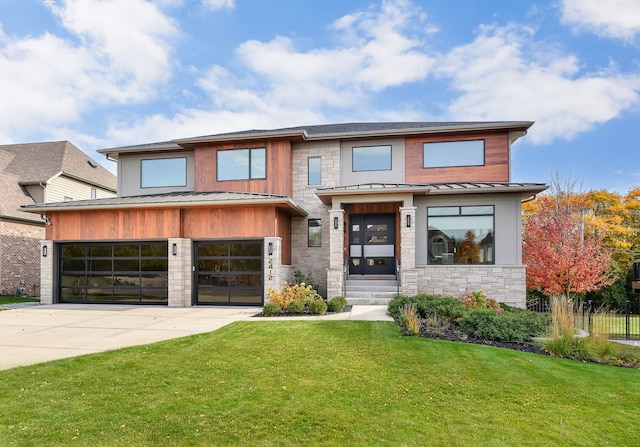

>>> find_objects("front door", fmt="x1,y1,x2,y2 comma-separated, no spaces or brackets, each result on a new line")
348,214,396,275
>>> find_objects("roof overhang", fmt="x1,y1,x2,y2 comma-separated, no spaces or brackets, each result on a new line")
316,182,548,205
20,191,309,217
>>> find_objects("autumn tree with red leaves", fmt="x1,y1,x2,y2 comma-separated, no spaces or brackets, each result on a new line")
523,179,615,301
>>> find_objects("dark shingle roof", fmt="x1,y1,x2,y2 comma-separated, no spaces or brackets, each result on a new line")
0,141,116,190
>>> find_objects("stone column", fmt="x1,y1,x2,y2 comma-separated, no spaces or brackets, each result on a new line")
263,237,282,301
168,238,192,307
39,240,54,304
399,206,418,296
326,208,345,299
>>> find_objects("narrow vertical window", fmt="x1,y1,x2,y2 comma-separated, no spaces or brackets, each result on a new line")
91,188,97,199
308,219,322,247
308,157,321,186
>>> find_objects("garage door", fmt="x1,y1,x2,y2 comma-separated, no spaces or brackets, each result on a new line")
58,242,168,304
195,240,263,305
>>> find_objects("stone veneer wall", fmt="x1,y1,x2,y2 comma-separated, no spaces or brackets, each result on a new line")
416,265,527,308
168,238,192,307
291,142,341,298
0,220,44,297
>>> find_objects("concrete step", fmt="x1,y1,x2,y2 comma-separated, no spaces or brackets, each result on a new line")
347,297,394,306
345,278,399,307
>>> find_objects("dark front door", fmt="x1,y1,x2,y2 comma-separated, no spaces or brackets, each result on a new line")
348,214,396,275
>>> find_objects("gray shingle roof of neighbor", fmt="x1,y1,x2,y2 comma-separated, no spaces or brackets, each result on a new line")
0,141,116,190
20,191,309,217
98,121,534,156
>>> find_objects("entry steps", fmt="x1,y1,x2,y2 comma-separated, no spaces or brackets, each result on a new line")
345,275,399,306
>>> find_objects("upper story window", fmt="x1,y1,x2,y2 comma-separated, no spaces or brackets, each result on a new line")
91,188,97,199
308,157,321,186
427,205,494,265
141,157,187,188
423,140,484,168
217,148,266,181
352,145,392,172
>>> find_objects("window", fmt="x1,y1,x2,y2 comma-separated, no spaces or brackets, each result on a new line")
308,219,322,247
353,145,392,171
63,196,73,202
423,140,484,168
141,157,187,188
217,148,266,181
308,157,321,185
427,206,494,265
91,188,97,199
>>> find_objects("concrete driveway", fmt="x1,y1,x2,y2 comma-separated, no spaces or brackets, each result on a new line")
0,304,392,370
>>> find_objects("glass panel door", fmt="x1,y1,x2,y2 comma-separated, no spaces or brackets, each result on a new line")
349,214,395,275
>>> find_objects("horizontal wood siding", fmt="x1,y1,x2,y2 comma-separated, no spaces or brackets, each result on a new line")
46,209,180,240
194,140,292,196
405,132,510,183
276,209,292,265
181,207,278,239
46,175,115,203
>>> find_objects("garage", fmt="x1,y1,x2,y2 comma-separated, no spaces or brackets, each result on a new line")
195,240,263,305
58,241,169,304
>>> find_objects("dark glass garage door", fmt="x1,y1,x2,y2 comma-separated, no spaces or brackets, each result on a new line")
195,241,263,305
59,242,168,304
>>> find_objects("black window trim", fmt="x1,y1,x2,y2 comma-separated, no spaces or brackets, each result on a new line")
216,147,267,181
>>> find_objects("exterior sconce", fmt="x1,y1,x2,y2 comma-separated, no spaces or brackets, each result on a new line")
334,217,339,229
172,243,177,256
268,242,273,256
406,214,412,228
42,245,48,257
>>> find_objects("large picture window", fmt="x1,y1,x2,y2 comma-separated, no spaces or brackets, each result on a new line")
423,140,484,168
217,148,266,181
353,145,392,171
141,157,187,188
427,206,494,265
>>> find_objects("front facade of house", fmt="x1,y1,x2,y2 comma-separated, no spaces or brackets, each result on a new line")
24,123,546,308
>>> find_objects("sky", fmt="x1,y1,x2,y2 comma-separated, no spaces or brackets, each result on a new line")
1,0,639,193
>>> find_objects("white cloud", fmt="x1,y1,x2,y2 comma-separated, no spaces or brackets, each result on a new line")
436,25,640,143
0,0,178,142
202,0,234,10
560,0,640,41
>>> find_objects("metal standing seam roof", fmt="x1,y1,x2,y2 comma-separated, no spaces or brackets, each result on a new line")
19,190,309,217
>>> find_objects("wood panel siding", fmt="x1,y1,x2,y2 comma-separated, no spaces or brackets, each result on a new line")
181,207,280,239
405,132,510,183
45,209,181,240
343,202,401,264
194,140,293,196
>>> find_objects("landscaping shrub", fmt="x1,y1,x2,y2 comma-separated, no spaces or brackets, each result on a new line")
389,294,465,322
309,299,328,315
400,303,420,336
267,282,320,310
262,302,282,316
294,269,320,292
286,299,306,314
459,290,502,311
327,296,347,312
458,308,549,342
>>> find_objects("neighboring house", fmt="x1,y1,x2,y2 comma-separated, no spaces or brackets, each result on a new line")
1,141,116,296
23,122,547,308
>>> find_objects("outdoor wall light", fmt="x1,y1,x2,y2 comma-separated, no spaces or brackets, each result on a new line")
42,246,48,257
268,242,273,256
333,216,339,229
172,243,177,256
406,214,412,228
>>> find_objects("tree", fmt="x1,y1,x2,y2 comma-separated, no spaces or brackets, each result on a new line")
523,179,615,301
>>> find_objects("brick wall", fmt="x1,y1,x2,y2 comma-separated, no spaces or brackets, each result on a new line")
0,220,44,296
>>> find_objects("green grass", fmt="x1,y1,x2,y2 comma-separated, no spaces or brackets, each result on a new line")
1,321,640,446
0,296,39,305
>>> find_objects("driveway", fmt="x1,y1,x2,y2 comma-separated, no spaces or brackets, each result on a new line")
0,304,392,370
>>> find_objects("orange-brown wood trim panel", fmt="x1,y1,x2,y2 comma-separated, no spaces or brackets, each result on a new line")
194,140,293,196
405,132,510,183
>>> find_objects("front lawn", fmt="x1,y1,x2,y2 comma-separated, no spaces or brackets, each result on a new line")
1,321,639,446
0,296,39,305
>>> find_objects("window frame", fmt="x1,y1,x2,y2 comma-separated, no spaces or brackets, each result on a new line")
140,157,188,188
423,140,485,168
308,157,322,186
216,147,267,181
352,145,392,172
427,205,495,265
307,218,322,247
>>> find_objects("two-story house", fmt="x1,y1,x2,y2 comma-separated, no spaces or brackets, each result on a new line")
23,122,546,308
1,141,116,296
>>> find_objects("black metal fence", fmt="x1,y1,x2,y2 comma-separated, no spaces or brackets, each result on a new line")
527,298,640,340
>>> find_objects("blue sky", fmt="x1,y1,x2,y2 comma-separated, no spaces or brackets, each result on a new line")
1,0,639,192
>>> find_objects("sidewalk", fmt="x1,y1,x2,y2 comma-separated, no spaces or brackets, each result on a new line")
0,304,392,370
